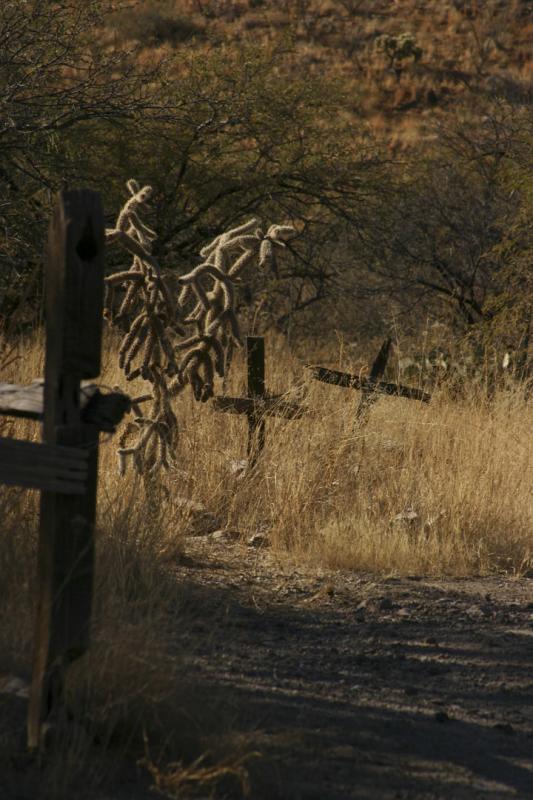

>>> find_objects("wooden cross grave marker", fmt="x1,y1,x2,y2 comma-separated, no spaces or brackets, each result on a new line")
212,336,304,466
0,190,130,750
307,338,431,419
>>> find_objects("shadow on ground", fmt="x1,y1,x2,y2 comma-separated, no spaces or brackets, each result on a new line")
2,548,533,800
169,555,533,800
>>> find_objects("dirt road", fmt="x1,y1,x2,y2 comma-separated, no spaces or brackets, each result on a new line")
174,537,533,799
2,537,533,799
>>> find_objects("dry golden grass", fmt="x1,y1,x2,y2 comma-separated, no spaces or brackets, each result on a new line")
2,328,532,621
1,329,532,796
3,330,533,587
154,331,532,578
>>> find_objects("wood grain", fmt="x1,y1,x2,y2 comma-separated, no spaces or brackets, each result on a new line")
28,190,104,750
307,364,431,403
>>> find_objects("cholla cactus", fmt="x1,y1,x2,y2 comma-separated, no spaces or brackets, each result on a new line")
174,219,294,402
105,180,184,474
105,179,295,474
376,32,422,79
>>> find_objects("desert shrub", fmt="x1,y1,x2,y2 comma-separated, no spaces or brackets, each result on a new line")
352,103,533,350
112,2,205,46
375,32,423,80
0,2,379,336
0,0,164,327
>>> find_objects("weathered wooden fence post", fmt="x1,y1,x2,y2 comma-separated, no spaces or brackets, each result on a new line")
247,336,266,464
27,190,105,749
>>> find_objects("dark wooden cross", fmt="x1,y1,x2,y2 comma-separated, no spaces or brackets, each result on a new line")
0,191,129,750
212,336,304,466
307,337,431,421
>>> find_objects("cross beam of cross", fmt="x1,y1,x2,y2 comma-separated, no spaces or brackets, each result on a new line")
212,337,304,465
307,338,431,409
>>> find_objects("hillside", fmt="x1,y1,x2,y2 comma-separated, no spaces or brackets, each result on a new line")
116,0,533,149
1,0,531,342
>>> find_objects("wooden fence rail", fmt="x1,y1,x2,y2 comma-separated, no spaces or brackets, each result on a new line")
0,437,89,494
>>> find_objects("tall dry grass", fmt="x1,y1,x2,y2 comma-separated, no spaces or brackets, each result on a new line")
3,330,532,589
1,329,532,796
174,333,533,577
85,329,533,579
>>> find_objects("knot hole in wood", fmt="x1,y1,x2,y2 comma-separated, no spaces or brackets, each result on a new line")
76,219,99,262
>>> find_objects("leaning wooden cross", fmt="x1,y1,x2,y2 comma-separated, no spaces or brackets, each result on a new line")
212,336,304,465
307,338,431,416
0,190,129,750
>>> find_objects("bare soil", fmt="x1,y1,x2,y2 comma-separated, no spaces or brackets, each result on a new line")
172,536,533,799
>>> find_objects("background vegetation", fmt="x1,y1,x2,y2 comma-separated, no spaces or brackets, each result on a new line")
0,1,532,797
2,0,531,355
